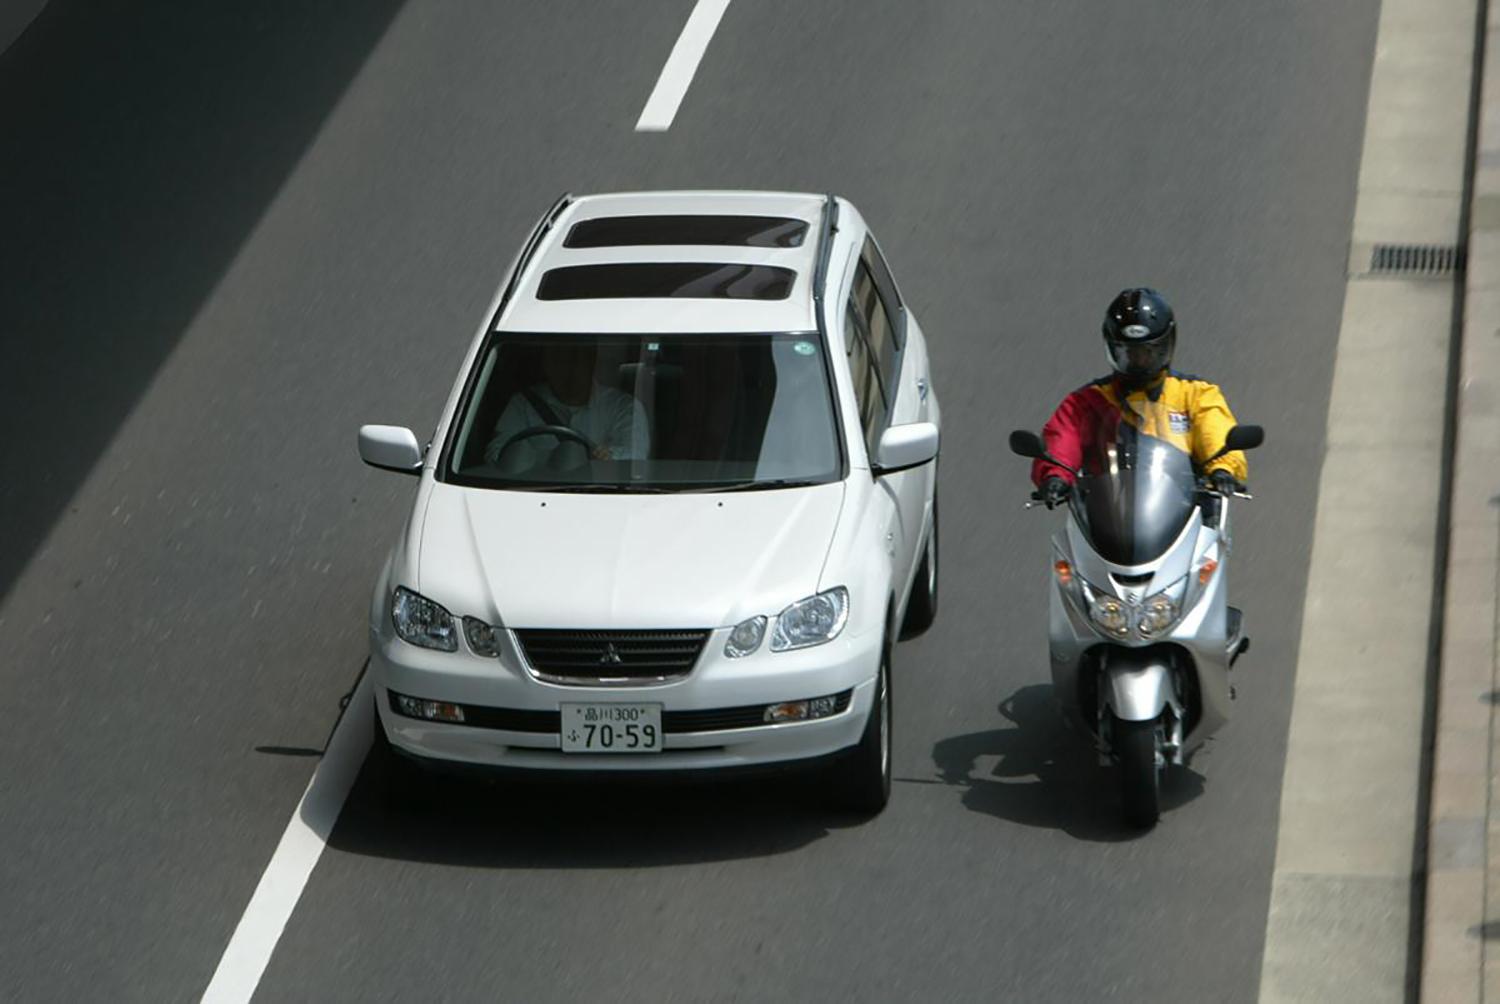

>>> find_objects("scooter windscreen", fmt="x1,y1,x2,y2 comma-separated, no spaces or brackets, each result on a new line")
1071,409,1198,566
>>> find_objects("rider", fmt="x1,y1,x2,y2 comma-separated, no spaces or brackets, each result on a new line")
1031,288,1247,509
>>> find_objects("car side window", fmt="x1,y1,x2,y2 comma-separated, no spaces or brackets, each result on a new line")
844,298,887,458
855,236,904,394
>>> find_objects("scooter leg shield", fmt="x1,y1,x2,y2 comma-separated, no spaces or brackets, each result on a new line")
1103,655,1177,722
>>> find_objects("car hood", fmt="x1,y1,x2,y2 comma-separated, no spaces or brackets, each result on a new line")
418,482,846,629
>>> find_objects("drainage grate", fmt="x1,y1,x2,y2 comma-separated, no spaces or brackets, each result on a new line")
1367,243,1465,277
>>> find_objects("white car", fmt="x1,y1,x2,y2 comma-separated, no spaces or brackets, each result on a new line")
359,191,940,812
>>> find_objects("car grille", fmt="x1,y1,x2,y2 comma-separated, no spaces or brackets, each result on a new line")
513,628,710,685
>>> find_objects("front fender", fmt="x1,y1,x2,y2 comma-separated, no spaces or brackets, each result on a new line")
1101,649,1180,722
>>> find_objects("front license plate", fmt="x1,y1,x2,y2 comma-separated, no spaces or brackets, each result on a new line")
560,703,664,754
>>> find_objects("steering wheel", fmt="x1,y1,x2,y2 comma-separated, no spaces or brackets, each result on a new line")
490,424,600,465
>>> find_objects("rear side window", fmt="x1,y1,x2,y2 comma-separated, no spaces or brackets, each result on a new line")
537,263,796,301
564,215,808,249
843,300,887,457
859,236,905,349
852,259,899,392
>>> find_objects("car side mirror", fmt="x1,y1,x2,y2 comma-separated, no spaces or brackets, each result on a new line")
874,422,939,476
359,425,423,475
1008,430,1045,459
1209,424,1264,460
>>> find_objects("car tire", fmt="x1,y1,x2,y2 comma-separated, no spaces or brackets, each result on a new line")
831,642,892,815
899,499,938,640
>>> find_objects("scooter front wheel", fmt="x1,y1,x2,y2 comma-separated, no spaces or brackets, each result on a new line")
1114,716,1161,829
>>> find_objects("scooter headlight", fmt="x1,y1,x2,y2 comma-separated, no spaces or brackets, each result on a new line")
1136,595,1179,637
1088,595,1130,636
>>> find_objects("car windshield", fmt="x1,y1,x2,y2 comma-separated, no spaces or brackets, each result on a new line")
1071,407,1198,565
444,332,843,491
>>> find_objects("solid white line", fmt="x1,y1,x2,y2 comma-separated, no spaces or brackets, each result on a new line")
635,0,731,131
200,671,373,1004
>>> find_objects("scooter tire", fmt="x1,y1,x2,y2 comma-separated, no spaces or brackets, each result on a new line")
1115,716,1161,829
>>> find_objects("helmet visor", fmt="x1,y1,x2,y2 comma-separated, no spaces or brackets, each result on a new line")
1107,336,1172,377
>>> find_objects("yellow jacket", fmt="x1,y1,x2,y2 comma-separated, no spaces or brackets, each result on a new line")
1033,372,1248,485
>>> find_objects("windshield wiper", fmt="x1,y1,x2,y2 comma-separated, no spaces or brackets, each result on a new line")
693,479,823,493
499,483,672,494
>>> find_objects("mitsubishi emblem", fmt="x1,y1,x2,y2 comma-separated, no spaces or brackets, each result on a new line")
599,642,623,666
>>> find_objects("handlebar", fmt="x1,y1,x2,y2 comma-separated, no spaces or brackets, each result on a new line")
1024,487,1253,509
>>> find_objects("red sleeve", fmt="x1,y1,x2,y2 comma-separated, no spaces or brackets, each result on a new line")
1031,386,1097,486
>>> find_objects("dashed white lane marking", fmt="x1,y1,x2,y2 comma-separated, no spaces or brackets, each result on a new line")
201,670,373,1004
635,0,731,131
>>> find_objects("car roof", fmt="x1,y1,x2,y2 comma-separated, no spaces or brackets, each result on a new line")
494,191,829,334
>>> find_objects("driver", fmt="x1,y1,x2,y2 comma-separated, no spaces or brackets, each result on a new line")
484,341,649,472
1032,288,1248,508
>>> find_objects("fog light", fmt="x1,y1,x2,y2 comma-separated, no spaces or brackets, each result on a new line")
392,692,465,723
807,695,839,718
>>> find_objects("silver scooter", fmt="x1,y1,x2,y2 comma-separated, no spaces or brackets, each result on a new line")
1009,414,1263,828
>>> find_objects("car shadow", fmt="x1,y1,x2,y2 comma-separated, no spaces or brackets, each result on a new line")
325,744,860,869
929,684,1205,842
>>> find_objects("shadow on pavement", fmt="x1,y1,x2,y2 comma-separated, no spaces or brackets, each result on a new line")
326,747,859,869
0,0,406,603
930,684,1204,841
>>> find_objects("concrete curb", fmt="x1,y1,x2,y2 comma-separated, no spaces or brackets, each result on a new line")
1421,1,1500,1000
1257,1,1479,999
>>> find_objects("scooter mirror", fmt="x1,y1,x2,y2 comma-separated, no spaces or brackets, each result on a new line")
1208,424,1265,460
1009,430,1045,459
1224,424,1264,452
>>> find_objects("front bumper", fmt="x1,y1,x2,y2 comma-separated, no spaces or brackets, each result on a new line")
371,623,881,773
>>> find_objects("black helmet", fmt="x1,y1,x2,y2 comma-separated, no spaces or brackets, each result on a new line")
1102,288,1176,386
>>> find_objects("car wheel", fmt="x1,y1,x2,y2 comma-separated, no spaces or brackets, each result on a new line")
899,499,938,640
832,642,892,815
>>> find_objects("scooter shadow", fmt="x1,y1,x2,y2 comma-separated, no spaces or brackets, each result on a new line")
929,684,1205,842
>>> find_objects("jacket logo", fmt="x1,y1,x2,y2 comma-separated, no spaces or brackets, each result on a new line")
1169,411,1190,434
599,643,624,666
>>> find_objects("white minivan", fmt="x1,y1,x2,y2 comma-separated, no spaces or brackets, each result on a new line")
359,191,940,812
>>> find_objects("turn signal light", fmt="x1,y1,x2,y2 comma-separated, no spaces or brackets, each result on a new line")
1054,560,1073,585
392,692,466,723
764,694,841,724
1198,559,1219,585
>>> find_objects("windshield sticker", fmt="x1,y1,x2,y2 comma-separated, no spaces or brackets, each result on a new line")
793,340,817,356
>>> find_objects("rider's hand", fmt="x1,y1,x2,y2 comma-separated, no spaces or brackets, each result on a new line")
1042,476,1071,509
1208,470,1240,496
590,445,612,461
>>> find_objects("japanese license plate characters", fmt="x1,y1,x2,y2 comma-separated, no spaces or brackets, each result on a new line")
560,703,663,753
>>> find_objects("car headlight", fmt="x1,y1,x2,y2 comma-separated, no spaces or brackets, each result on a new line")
463,616,501,657
1135,594,1179,637
724,616,767,658
1088,594,1130,637
391,586,457,652
771,587,849,651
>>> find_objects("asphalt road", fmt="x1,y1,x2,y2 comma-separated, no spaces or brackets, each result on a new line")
0,1,1380,1001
